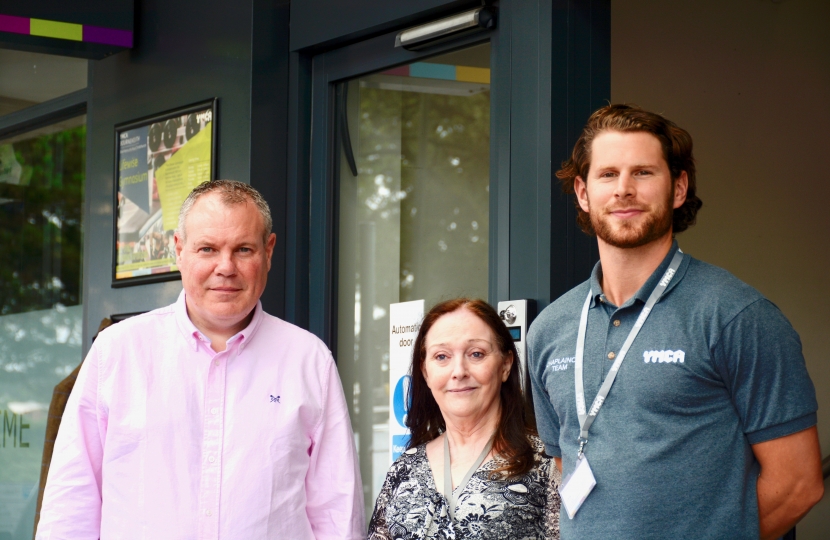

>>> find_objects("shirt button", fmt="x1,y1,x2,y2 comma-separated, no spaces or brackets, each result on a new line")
607,351,616,360
208,455,216,463
214,361,219,367
613,319,621,327
211,407,219,415
205,509,212,516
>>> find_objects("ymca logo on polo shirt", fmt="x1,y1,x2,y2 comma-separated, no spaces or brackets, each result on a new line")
642,349,686,364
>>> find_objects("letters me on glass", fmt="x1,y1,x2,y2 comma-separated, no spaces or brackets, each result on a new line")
0,116,86,539
335,43,491,516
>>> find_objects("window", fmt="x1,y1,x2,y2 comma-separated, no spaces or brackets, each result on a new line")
0,49,87,540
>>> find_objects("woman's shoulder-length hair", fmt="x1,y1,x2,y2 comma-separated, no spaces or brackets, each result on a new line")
405,298,538,479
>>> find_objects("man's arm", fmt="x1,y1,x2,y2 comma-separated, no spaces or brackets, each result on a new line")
711,299,822,538
753,426,824,540
305,358,365,539
36,345,105,539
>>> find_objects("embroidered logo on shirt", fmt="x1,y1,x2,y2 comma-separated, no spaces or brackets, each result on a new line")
642,350,685,364
270,395,281,403
549,356,575,372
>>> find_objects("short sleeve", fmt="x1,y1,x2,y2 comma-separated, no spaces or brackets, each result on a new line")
712,298,818,445
528,341,562,457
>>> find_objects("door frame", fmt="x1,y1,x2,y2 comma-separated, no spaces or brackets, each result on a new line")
284,0,610,350
295,26,500,348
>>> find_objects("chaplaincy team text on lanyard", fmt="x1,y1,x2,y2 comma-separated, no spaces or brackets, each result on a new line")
558,250,685,519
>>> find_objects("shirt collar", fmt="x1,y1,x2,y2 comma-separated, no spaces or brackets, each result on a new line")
174,290,265,352
589,240,688,309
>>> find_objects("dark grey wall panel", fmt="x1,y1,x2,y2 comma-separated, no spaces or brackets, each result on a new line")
289,0,477,52
548,0,608,302
82,0,272,352
250,0,290,319
504,0,553,308
284,51,312,328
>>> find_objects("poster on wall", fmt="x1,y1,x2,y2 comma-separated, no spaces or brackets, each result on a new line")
112,99,217,286
389,300,424,464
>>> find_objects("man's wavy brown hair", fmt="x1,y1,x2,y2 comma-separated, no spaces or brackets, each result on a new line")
556,104,703,235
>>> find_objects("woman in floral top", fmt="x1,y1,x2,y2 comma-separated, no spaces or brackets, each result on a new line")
368,299,560,540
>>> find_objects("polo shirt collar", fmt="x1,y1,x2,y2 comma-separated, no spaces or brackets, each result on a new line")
174,290,265,351
589,240,689,309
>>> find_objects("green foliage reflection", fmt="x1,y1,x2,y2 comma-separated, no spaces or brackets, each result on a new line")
0,125,85,315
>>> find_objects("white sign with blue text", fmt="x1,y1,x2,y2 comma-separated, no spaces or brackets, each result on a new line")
389,299,424,464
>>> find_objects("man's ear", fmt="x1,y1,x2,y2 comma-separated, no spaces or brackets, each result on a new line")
574,176,590,212
174,232,184,261
673,171,689,209
265,233,276,271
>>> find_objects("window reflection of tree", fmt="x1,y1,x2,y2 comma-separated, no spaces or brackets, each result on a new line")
0,125,85,316
357,86,490,307
347,81,490,517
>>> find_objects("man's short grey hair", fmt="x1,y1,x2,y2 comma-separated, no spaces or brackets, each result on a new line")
177,180,272,243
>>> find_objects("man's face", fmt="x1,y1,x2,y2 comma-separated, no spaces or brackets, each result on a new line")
574,130,688,249
175,192,276,337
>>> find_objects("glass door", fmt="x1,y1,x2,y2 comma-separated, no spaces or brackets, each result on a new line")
332,43,492,518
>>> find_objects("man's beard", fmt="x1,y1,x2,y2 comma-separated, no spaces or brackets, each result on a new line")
589,191,674,249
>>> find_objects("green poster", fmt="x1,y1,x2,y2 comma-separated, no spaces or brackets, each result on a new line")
155,122,212,232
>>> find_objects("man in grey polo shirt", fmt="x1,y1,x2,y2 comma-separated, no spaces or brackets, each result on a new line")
528,104,824,539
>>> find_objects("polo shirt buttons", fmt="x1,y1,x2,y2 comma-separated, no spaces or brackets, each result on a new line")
613,319,621,327
607,351,616,360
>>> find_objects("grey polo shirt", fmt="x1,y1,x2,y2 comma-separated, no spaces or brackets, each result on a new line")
528,242,817,540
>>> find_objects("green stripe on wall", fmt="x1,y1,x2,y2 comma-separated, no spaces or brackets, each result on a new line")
30,19,82,41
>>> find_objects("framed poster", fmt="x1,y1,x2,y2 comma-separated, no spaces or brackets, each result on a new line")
112,99,217,287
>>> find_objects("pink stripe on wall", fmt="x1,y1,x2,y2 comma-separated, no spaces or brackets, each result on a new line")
0,14,29,34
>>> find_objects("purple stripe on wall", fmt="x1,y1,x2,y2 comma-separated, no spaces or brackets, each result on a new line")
0,14,29,34
83,25,133,47
382,66,410,77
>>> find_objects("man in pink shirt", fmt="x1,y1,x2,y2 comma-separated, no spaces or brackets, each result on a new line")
36,180,365,539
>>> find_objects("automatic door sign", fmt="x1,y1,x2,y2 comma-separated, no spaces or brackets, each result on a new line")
389,300,424,462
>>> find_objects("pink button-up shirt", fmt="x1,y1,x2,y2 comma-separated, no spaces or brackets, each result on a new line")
37,292,365,539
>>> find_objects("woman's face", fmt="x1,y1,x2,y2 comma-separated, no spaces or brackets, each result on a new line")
422,308,512,426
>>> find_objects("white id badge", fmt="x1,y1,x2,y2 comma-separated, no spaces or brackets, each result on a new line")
558,455,597,519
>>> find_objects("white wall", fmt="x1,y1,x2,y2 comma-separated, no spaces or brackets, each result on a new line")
612,0,830,536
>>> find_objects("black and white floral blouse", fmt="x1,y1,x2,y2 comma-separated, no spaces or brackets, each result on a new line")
368,436,560,540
